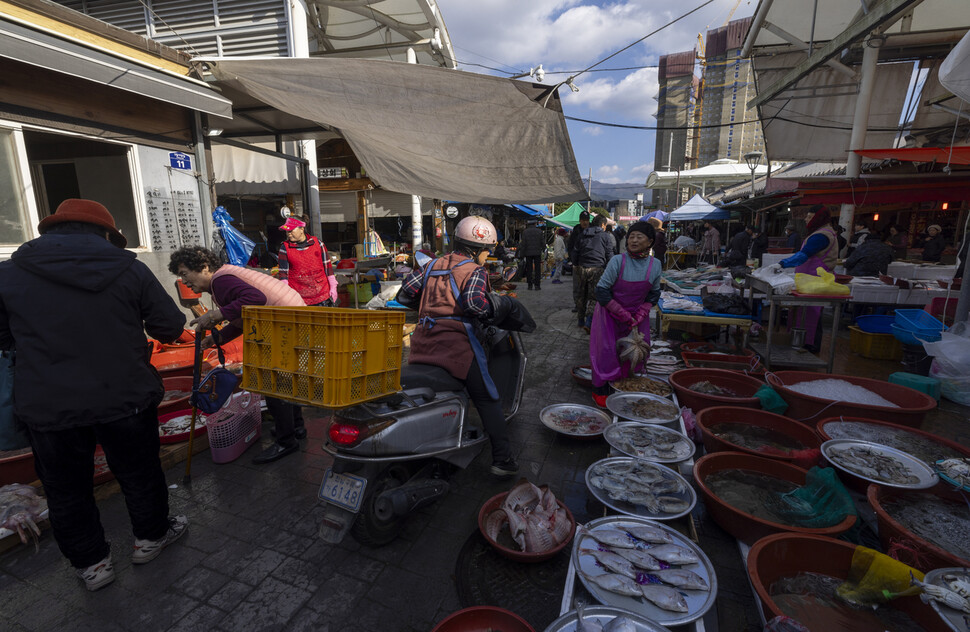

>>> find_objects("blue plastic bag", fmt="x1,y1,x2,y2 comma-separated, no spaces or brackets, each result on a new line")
212,206,256,266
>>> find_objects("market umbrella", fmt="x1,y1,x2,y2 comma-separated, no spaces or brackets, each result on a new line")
643,210,670,222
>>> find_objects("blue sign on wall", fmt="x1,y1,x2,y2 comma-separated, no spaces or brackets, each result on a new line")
169,152,192,170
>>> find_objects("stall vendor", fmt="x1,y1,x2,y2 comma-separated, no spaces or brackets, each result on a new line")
921,225,946,263
277,217,338,306
776,205,838,352
589,221,662,408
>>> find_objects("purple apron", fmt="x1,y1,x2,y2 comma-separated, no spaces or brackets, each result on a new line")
590,255,654,387
792,227,838,347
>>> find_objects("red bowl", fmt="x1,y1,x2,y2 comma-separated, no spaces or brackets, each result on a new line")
669,368,763,412
696,407,820,463
477,491,575,563
0,449,37,485
693,452,855,545
159,376,194,415
570,364,592,388
93,445,114,485
431,607,535,632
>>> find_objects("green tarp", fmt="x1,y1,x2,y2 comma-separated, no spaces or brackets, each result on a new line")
552,202,588,227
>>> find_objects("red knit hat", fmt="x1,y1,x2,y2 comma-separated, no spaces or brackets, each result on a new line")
38,199,127,248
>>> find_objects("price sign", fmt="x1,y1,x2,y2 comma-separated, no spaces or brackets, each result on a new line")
169,152,192,170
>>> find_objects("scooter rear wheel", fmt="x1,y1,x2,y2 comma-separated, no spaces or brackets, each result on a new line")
351,464,411,546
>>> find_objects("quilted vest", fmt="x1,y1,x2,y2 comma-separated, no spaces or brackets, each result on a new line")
282,238,330,305
210,265,306,307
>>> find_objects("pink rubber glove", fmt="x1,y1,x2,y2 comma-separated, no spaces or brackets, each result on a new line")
605,299,636,328
633,302,653,325
328,275,339,303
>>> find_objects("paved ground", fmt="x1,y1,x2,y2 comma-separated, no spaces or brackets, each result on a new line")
1,278,967,631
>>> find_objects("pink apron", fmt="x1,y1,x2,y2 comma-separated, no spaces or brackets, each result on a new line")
590,255,654,387
792,227,838,347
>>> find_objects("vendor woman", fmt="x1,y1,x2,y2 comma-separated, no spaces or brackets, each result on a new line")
589,221,662,408
777,205,839,352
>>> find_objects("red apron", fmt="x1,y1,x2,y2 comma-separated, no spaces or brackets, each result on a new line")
590,255,654,388
793,226,838,346
284,238,330,305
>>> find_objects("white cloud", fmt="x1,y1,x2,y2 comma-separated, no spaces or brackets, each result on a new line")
583,126,603,136
596,165,623,180
563,67,659,123
630,162,655,176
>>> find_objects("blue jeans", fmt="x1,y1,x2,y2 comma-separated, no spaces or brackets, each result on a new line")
28,407,171,568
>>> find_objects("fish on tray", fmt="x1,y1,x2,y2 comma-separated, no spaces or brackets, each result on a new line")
643,568,710,591
588,461,689,514
574,603,639,632
827,445,920,485
610,425,689,461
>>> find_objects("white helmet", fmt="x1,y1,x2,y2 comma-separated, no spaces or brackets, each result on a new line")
454,216,498,250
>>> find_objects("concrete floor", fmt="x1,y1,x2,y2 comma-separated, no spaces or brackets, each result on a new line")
1,278,967,631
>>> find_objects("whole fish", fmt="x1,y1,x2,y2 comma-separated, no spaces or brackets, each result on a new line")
625,525,673,544
602,616,637,632
578,525,639,549
578,569,643,598
575,603,603,632
639,583,689,612
647,568,710,591
611,546,664,570
580,548,638,579
644,543,699,565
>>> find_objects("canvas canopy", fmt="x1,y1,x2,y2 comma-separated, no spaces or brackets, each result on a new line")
552,202,589,227
200,56,586,205
668,195,730,221
940,29,970,103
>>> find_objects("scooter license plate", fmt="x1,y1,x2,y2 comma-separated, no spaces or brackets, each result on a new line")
319,468,367,513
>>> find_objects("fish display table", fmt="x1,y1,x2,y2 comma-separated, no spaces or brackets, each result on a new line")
656,296,753,348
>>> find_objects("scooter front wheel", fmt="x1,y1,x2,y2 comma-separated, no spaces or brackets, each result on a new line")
351,464,412,546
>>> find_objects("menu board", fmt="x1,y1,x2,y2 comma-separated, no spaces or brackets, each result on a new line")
146,188,205,251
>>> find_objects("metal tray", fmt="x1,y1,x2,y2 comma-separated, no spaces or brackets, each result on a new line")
571,516,717,628
540,404,612,437
609,375,674,398
923,567,970,632
603,423,695,464
606,393,680,425
543,605,672,632
585,457,696,521
820,439,940,490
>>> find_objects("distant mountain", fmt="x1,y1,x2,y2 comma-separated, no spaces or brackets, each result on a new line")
587,180,651,202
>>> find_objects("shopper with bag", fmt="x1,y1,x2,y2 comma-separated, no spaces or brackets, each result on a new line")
0,199,187,591
277,216,338,306
589,221,662,407
168,247,307,464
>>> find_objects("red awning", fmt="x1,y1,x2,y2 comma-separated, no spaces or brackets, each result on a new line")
797,177,970,205
853,146,970,165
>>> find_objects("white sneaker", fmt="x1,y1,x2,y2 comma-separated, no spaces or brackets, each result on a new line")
131,515,188,564
76,556,115,591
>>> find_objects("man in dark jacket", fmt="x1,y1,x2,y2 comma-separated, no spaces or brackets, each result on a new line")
921,225,946,263
0,199,187,591
567,211,591,310
575,215,616,330
751,229,769,265
844,236,893,277
519,219,545,290
723,226,753,267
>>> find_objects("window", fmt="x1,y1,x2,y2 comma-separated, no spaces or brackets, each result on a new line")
0,130,30,246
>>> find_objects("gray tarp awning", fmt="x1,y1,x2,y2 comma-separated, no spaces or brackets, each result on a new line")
0,18,231,119
199,56,586,204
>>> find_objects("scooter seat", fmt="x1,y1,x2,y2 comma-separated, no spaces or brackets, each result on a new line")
401,363,464,392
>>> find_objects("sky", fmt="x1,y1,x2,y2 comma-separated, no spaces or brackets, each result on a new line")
436,0,757,185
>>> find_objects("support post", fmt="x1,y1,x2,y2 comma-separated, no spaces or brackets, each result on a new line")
408,46,423,252
839,34,882,232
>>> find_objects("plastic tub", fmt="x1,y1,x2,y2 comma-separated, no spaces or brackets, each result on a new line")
868,483,970,572
895,308,946,333
746,533,943,629
431,607,535,632
764,371,937,427
668,369,763,413
891,323,940,345
692,452,855,544
848,326,902,360
817,416,970,464
159,376,194,415
854,314,894,334
477,491,574,563
695,407,820,463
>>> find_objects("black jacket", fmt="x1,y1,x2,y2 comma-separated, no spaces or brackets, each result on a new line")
921,234,946,263
844,238,893,277
518,226,545,257
751,232,769,261
0,234,185,430
575,226,615,268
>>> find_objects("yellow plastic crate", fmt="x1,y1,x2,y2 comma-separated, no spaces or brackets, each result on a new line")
848,325,902,361
241,307,404,408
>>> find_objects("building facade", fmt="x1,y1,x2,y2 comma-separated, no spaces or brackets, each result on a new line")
652,50,697,211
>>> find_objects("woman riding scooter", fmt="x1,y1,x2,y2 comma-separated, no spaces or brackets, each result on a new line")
396,216,519,477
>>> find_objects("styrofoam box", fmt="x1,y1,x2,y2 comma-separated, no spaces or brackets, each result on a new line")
896,288,931,305
912,265,957,280
887,262,916,277
762,253,788,268
851,284,899,303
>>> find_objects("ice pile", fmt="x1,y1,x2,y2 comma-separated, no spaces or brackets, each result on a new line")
787,379,899,408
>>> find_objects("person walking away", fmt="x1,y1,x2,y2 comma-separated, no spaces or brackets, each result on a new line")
751,228,769,266
784,224,801,250
921,224,946,263
724,225,753,267
848,220,870,254
887,224,909,260
277,216,338,306
845,236,893,277
589,221,662,407
776,205,839,352
613,225,627,253
0,199,187,591
169,247,307,464
647,217,667,268
700,221,721,265
576,215,616,331
396,216,519,477
567,211,592,311
519,219,545,291
551,228,567,284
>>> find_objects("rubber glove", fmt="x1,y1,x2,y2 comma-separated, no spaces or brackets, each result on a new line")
605,300,636,328
328,275,339,303
632,302,652,325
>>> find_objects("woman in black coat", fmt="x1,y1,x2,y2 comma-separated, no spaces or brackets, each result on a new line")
921,224,946,262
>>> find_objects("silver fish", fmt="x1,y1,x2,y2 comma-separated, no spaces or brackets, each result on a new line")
625,525,673,544
578,570,643,598
575,603,603,632
602,616,637,632
647,568,709,590
580,548,638,579
579,525,638,549
644,543,699,564
611,547,664,570
639,583,689,612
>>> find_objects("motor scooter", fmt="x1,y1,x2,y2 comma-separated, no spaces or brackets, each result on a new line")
318,320,528,546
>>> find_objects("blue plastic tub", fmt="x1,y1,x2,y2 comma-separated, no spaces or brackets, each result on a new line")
891,323,941,346
855,314,895,334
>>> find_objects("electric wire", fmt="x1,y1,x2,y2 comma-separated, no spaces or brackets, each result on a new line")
133,0,201,57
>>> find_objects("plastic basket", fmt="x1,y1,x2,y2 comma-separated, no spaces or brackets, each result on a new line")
207,391,263,464
894,309,946,333
853,314,894,334
241,306,404,408
848,326,902,360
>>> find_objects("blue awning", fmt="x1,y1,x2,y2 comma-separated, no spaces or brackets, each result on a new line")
510,204,547,217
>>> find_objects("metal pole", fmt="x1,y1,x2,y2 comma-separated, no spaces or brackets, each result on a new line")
408,47,423,253
287,0,321,233
587,168,592,211
839,33,882,233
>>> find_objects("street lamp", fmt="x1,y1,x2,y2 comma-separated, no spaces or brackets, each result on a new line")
743,151,764,200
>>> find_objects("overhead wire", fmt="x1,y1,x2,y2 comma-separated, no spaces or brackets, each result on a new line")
133,0,201,57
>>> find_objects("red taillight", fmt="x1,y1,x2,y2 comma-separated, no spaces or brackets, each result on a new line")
329,423,361,446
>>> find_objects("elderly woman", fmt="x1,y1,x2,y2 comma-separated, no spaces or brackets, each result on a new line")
168,247,307,464
921,225,946,263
